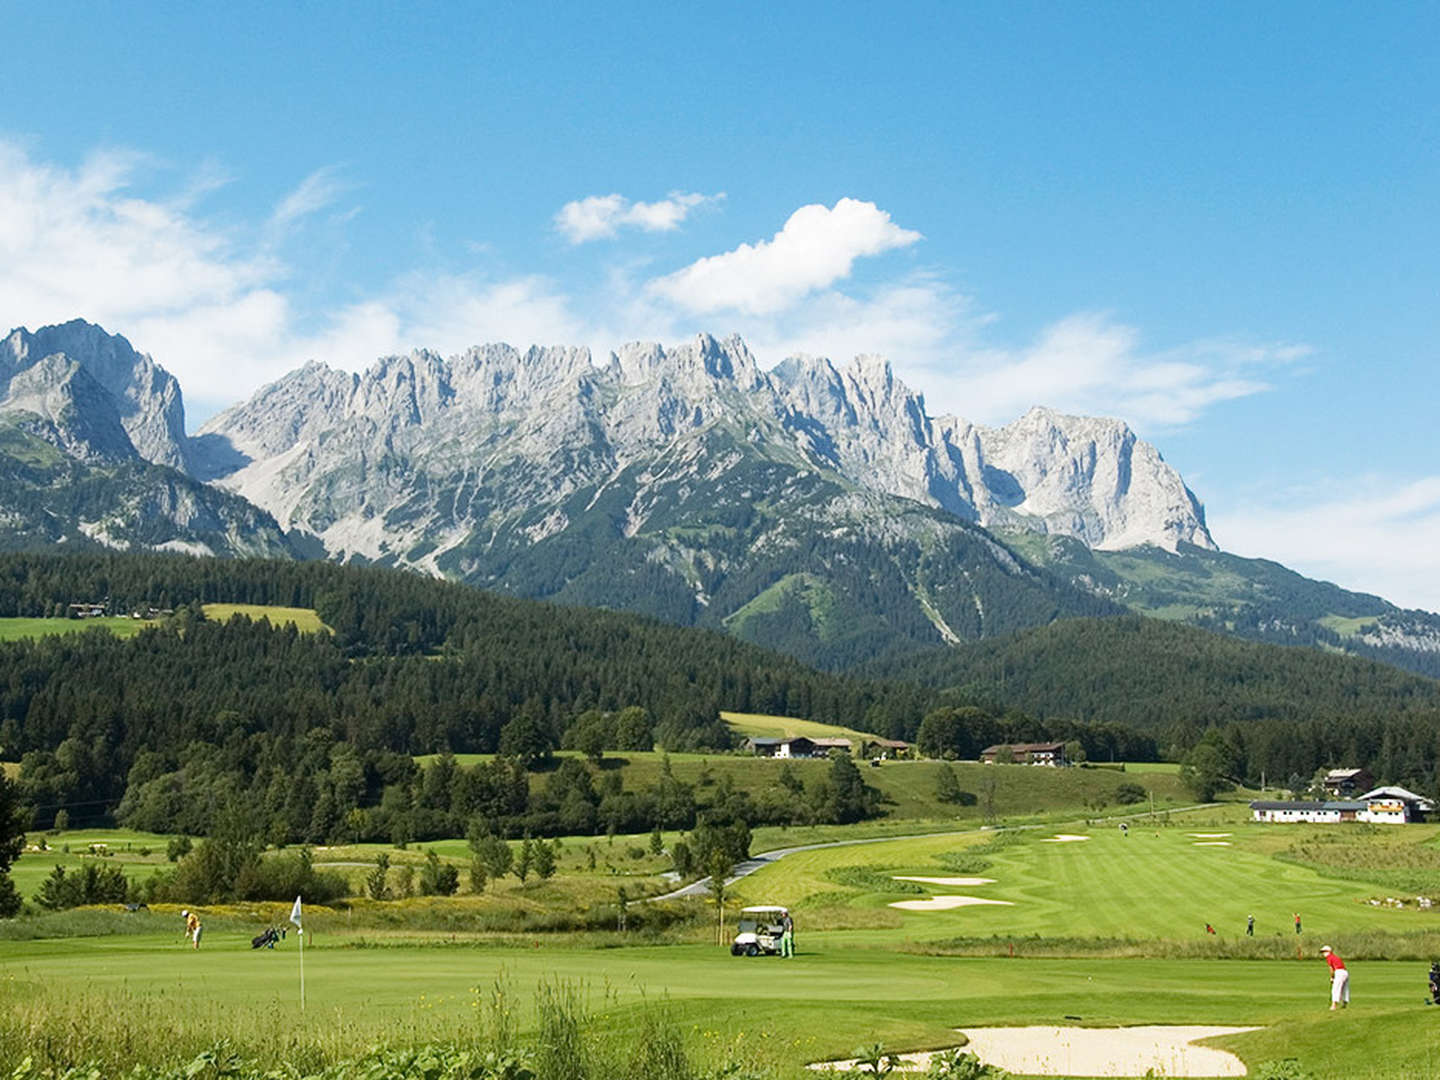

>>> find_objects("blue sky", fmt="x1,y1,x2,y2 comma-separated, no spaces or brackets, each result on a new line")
2,2,1437,608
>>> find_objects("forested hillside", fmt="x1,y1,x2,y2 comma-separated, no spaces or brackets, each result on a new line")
877,615,1440,791
0,553,1147,842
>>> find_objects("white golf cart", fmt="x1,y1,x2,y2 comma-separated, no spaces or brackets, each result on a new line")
730,905,789,956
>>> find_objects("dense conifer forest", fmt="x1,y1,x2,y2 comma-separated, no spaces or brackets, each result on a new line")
879,615,1440,793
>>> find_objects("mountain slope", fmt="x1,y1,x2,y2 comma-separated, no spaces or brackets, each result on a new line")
1004,533,1440,679
0,322,300,560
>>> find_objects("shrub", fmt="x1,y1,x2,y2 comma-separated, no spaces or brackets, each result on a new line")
166,835,192,862
1114,782,1148,805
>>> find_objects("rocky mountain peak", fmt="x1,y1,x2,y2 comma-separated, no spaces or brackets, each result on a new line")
0,319,192,473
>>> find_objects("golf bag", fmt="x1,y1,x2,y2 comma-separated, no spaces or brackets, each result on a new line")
1428,962,1440,1004
251,927,279,950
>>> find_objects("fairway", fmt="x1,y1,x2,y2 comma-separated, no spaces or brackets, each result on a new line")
5,932,1440,1079
732,823,1440,947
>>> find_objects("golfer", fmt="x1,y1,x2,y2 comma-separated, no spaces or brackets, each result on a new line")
1247,914,1255,937
185,909,202,950
780,911,795,957
1321,945,1348,1009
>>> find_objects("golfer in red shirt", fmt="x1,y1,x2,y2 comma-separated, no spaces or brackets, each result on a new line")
1321,945,1348,1009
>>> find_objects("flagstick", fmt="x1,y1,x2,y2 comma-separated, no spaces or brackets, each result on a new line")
299,926,305,1011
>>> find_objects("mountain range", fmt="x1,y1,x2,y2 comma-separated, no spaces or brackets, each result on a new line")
2,318,1436,674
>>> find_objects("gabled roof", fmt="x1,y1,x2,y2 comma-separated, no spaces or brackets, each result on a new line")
1360,785,1436,809
810,737,853,748
1324,768,1370,780
1249,800,1366,811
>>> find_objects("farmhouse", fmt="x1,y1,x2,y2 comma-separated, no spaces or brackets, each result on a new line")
1321,767,1375,798
981,741,1067,766
1250,787,1432,825
864,737,912,759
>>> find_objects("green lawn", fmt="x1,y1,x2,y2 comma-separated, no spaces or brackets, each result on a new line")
2,934,1436,1078
731,823,1440,949
11,828,178,897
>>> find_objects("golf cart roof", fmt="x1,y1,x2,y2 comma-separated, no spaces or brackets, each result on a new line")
740,905,789,914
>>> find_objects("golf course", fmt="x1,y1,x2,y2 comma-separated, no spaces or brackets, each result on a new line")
5,808,1440,1078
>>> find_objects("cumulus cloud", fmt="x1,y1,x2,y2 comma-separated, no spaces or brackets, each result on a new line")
555,191,721,243
647,198,922,315
1213,477,1440,613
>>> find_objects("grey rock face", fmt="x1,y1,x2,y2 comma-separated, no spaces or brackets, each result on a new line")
1,320,192,472
199,334,1213,565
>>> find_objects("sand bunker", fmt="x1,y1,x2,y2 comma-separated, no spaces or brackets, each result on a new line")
1039,833,1091,843
1193,841,1233,846
811,1025,1259,1076
1189,833,1233,838
888,895,1014,911
893,875,996,887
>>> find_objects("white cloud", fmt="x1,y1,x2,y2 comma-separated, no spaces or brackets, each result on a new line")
647,198,922,315
555,191,721,244
899,312,1301,431
1212,477,1440,613
0,142,1300,452
268,165,349,236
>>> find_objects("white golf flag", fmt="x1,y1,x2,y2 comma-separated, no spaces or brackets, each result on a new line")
290,895,302,928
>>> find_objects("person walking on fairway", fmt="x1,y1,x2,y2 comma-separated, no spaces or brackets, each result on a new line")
1247,914,1255,937
1294,912,1302,935
780,911,795,957
184,909,202,949
1322,945,1348,1009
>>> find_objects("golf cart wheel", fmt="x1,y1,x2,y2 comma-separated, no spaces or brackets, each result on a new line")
730,945,743,956
745,943,760,957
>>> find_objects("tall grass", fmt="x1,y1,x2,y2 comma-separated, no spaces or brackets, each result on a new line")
0,975,773,1080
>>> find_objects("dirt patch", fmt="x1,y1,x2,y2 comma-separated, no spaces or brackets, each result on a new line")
811,1025,1259,1076
892,876,996,886
887,895,1014,911
1039,834,1090,843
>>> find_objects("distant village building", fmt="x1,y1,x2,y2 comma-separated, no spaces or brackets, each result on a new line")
1250,786,1432,825
1321,768,1375,798
742,735,908,759
981,741,1067,767
67,602,107,618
